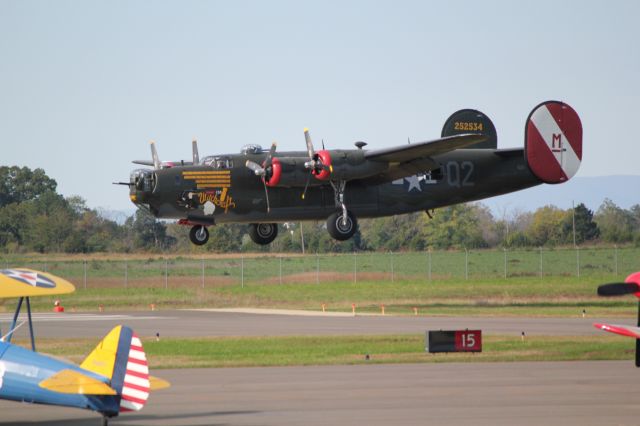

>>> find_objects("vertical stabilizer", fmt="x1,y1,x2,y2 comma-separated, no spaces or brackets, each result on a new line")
525,101,582,183
80,325,150,412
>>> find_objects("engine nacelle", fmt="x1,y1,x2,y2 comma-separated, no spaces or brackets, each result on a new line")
263,152,387,188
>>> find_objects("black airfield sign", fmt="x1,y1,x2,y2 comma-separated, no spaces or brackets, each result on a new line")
427,330,482,353
116,101,582,246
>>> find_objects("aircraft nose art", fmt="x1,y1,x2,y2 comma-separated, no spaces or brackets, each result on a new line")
525,101,582,184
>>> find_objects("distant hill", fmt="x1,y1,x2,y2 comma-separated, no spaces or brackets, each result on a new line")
96,207,136,224
479,175,640,215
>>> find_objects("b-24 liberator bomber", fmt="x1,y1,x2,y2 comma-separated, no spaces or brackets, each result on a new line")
119,100,582,246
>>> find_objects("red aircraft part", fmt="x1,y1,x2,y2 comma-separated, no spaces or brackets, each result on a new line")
264,157,282,187
312,150,332,181
626,271,640,298
593,323,640,339
525,101,582,184
593,272,640,340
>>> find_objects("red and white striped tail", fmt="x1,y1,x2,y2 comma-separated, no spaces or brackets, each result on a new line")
525,101,582,184
119,333,150,412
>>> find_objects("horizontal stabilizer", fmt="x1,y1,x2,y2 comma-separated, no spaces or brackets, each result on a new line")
0,269,75,299
149,375,171,390
593,323,640,339
39,369,116,395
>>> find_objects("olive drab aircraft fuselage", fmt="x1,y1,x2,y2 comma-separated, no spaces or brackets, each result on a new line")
120,101,583,246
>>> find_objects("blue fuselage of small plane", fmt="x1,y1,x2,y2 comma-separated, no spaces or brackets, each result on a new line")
0,341,119,416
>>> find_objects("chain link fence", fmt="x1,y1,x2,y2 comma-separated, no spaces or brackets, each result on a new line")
2,246,638,289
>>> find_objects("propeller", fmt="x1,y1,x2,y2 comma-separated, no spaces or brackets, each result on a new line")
244,142,278,213
132,139,199,168
245,160,265,176
301,129,332,200
192,139,200,164
150,140,161,170
303,129,331,175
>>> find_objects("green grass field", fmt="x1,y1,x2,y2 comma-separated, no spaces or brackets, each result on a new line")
2,275,631,317
1,248,637,316
19,334,634,369
3,246,638,283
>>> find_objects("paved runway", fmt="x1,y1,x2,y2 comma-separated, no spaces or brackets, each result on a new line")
1,361,638,425
0,309,624,340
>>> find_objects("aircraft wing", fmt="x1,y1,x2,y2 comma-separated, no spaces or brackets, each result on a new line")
0,269,75,298
360,134,487,184
365,134,487,163
594,323,640,339
39,369,117,395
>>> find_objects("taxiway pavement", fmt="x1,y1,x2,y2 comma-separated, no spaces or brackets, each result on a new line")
0,309,622,340
1,361,638,425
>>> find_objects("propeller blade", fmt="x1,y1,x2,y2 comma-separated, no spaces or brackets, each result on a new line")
263,180,270,213
245,160,266,176
304,128,315,159
636,335,640,368
132,160,154,166
150,141,161,170
597,282,640,297
192,139,200,164
263,141,277,169
268,141,277,159
301,172,312,200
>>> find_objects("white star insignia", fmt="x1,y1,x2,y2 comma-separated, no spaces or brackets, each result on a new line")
405,175,422,192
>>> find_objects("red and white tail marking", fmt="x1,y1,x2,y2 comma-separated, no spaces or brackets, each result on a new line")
120,334,150,412
525,101,582,184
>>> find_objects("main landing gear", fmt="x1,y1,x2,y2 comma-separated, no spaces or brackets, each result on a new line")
325,180,358,241
249,223,278,245
189,225,210,245
327,209,358,240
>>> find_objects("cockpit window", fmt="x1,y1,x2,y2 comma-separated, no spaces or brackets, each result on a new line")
241,144,263,155
201,155,234,169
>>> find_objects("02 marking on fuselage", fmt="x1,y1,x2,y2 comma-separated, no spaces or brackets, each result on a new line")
446,161,475,188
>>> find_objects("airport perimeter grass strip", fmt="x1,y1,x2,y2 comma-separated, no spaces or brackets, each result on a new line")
4,275,635,317
23,334,634,369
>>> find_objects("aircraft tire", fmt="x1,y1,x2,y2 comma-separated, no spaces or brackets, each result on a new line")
327,210,358,241
189,225,210,245
249,223,278,245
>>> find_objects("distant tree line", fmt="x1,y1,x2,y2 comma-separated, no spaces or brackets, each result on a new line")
1,166,639,254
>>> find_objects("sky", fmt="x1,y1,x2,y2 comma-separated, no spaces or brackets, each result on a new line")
1,0,639,212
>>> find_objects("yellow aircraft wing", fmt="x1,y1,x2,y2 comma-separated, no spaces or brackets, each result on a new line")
39,369,117,395
0,269,75,298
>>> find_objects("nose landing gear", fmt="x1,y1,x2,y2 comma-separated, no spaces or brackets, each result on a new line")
189,225,210,245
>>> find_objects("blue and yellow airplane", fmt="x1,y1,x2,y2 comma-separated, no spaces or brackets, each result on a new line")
0,269,169,425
